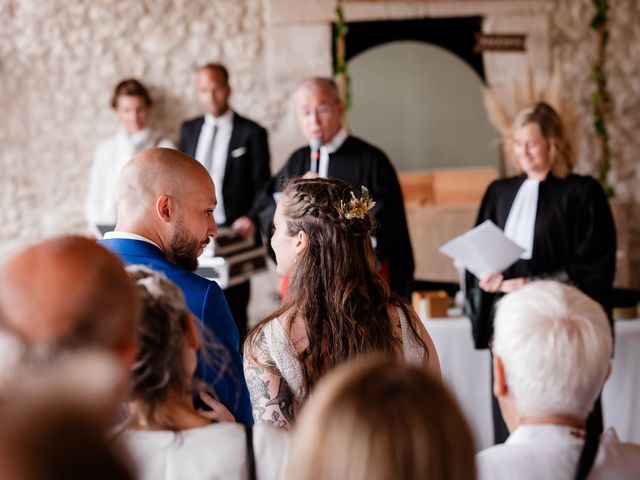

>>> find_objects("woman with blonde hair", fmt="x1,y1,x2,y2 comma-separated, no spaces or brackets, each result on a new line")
465,101,616,443
120,266,288,480
286,356,475,480
244,177,440,430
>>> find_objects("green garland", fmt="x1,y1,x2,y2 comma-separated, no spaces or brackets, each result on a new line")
590,0,615,196
334,0,351,110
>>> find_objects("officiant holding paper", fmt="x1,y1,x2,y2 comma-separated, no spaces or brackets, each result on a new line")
463,103,616,444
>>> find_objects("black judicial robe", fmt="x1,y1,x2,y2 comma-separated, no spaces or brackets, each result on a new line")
255,135,415,298
464,173,616,349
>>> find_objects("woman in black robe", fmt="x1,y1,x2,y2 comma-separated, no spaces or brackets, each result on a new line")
464,102,616,443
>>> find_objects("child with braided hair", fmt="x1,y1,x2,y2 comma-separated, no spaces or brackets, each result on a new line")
244,177,440,429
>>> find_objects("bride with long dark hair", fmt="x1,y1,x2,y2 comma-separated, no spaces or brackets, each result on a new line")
244,177,440,430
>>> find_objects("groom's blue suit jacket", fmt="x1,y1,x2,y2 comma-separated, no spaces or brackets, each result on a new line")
99,238,253,424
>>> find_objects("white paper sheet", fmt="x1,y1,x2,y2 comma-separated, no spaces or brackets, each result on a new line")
439,220,524,279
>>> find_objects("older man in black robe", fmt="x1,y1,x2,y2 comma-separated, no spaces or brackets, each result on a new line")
257,77,414,298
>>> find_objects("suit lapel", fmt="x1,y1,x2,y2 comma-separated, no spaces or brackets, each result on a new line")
187,117,206,157
223,113,242,192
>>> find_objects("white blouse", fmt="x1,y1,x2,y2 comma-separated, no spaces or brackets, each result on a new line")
122,422,289,480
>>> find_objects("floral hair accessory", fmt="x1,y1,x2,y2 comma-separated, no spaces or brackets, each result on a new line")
340,186,376,220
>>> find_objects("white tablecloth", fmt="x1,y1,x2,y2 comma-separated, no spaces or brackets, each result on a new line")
420,310,640,451
602,319,640,443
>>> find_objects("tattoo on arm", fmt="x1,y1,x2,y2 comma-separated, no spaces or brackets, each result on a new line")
243,331,295,429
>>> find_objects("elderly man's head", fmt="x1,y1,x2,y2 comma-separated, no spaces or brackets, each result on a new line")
0,236,139,356
492,281,612,430
0,236,140,403
115,147,217,271
294,77,344,144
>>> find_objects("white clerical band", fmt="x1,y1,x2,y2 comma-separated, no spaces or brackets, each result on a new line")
504,178,540,260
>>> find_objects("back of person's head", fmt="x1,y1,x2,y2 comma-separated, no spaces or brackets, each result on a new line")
111,77,153,108
281,177,379,294
493,281,612,419
126,265,227,429
0,235,139,364
0,387,135,480
508,101,574,177
287,356,476,480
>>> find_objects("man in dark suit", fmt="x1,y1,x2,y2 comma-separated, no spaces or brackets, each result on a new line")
99,147,253,425
178,63,270,342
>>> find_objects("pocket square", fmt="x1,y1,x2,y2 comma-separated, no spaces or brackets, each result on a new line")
231,146,247,158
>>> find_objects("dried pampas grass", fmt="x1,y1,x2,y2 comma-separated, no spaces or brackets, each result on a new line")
483,64,579,174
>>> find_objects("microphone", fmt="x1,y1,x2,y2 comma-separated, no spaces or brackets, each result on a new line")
310,138,322,174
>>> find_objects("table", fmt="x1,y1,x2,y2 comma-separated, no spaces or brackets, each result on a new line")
419,309,640,451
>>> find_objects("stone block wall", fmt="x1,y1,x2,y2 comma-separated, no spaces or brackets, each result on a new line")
1,0,639,285
0,0,280,258
550,0,640,286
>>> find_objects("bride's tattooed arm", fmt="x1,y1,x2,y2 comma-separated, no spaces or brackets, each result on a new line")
243,330,295,430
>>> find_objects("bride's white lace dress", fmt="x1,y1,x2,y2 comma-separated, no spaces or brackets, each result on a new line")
244,307,426,429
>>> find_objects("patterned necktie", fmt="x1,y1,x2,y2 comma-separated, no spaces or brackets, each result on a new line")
204,124,219,173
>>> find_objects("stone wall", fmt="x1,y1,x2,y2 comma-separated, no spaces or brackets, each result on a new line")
0,0,279,258
1,0,639,284
550,0,640,285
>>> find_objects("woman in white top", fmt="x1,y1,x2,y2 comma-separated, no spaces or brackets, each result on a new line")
119,266,288,480
244,178,440,430
85,79,174,233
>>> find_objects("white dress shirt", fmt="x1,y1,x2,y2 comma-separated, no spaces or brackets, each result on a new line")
503,178,540,260
194,110,233,224
317,127,349,178
477,424,640,480
85,127,174,228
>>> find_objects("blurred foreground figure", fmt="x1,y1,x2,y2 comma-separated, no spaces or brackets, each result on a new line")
120,266,288,480
0,235,140,415
286,356,475,480
0,371,135,480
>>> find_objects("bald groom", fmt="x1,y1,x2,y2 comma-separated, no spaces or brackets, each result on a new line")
99,147,253,424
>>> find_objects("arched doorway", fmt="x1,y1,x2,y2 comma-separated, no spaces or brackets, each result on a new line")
347,40,499,171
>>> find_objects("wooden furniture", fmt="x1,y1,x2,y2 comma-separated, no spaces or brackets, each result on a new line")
398,167,497,283
399,168,631,287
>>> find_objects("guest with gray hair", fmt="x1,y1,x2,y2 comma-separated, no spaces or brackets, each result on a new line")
476,281,640,480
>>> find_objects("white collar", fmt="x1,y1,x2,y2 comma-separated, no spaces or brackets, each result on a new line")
319,127,348,154
104,231,162,251
507,424,585,446
204,109,233,128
